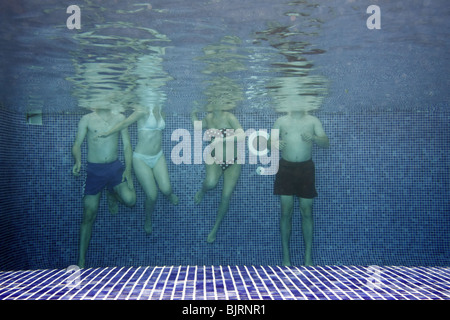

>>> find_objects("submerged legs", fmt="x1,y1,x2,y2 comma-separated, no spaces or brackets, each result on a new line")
78,194,100,269
300,198,314,266
195,163,241,243
133,155,178,234
280,196,314,267
280,195,294,266
78,182,135,268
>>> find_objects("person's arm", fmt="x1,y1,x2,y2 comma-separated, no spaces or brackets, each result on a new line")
268,117,284,150
99,109,145,137
72,116,88,176
120,125,134,189
225,113,245,142
311,134,329,148
301,118,329,148
190,107,206,127
312,118,329,148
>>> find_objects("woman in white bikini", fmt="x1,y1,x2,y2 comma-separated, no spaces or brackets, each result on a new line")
99,104,178,234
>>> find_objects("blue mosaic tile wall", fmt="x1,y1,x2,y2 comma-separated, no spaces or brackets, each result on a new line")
0,109,30,270
0,106,449,271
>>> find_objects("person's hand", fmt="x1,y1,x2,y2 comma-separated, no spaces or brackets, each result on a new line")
122,170,134,190
301,132,314,142
72,163,81,176
97,132,108,138
273,139,286,150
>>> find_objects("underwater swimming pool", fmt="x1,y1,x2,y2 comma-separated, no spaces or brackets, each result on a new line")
0,0,449,301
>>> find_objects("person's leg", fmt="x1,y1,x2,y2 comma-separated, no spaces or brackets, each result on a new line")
106,190,120,215
280,195,294,266
113,179,136,208
194,163,222,205
299,197,314,266
153,154,178,205
78,193,101,268
207,164,241,243
133,156,158,234
106,160,136,212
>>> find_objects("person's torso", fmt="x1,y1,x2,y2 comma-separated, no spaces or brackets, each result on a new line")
86,113,122,163
280,115,315,162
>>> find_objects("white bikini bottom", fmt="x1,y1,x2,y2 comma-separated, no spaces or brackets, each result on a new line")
133,150,163,169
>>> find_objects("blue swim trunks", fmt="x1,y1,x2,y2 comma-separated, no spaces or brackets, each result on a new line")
83,160,125,195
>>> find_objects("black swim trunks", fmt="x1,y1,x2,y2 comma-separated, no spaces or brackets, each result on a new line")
274,158,318,198
83,160,125,195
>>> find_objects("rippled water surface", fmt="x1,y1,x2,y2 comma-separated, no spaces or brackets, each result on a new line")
0,0,448,114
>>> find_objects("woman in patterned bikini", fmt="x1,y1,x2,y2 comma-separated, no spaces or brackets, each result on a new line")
191,103,245,243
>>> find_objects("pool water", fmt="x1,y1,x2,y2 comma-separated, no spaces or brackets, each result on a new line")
0,0,448,281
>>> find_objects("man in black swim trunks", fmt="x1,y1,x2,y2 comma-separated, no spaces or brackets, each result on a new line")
72,106,136,268
270,110,329,266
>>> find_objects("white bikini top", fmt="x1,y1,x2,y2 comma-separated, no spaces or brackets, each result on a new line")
139,108,165,131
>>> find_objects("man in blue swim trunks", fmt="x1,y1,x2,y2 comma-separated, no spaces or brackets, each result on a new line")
270,110,329,266
72,107,136,268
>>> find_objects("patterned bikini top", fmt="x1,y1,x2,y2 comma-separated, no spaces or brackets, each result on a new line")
205,128,235,140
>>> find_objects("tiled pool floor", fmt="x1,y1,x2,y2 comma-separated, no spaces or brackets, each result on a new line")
0,265,449,300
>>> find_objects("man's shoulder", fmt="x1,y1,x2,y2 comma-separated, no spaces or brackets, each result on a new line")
306,114,323,125
79,112,93,124
305,113,319,120
107,112,125,126
276,114,290,123
276,114,298,125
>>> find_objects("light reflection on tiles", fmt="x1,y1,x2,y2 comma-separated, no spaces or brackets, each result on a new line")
1,265,449,300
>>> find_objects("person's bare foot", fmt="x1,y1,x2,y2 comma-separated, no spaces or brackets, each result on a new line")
282,260,291,267
144,216,152,234
194,190,204,205
207,231,216,243
169,193,179,205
